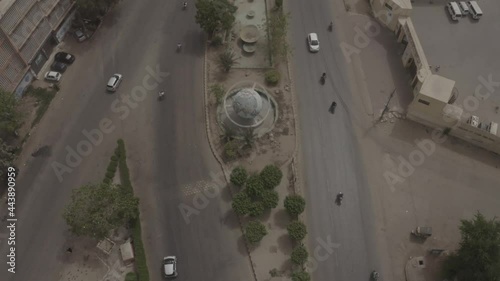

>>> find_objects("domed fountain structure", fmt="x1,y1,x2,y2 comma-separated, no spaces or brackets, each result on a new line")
217,81,278,138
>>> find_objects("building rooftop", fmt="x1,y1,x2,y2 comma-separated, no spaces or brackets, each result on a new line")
0,0,16,16
420,74,454,103
411,0,500,125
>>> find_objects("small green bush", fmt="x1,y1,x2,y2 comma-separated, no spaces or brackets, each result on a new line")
105,171,114,180
245,175,264,199
284,195,306,218
291,270,311,281
265,69,280,86
287,221,307,241
291,244,308,266
103,178,111,185
223,140,239,161
230,166,248,187
245,220,267,244
111,155,118,162
261,190,279,209
125,272,138,281
260,164,283,189
232,191,252,216
210,84,225,105
248,201,265,217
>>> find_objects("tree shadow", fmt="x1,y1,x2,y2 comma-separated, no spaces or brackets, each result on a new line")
222,209,241,230
273,209,290,229
277,233,293,255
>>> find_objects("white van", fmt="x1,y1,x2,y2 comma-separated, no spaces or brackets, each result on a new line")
459,1,469,15
447,2,463,21
467,1,483,19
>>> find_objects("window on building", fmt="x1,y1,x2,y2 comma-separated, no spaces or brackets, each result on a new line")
418,99,430,106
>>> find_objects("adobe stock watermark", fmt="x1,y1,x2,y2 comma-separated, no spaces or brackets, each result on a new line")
50,65,170,182
305,235,341,272
340,7,400,63
177,154,256,224
383,74,500,190
177,170,228,224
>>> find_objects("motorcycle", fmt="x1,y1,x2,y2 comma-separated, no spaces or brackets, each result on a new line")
328,22,333,31
371,270,379,281
158,91,165,101
336,192,343,205
182,2,187,9
320,73,326,85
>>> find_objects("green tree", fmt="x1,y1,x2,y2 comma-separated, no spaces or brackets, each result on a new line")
210,83,225,105
230,166,248,187
248,201,265,217
218,48,237,72
260,164,282,189
0,139,15,181
261,189,279,209
443,212,500,281
291,270,310,281
0,90,21,138
223,140,239,160
63,183,139,239
284,194,306,218
232,191,251,216
267,11,291,60
195,0,237,38
291,244,308,266
245,174,264,199
244,220,267,244
265,69,281,86
287,220,307,241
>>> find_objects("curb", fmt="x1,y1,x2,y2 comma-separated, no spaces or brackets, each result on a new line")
202,42,259,281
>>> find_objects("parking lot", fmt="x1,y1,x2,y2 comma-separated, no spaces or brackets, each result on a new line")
411,0,500,124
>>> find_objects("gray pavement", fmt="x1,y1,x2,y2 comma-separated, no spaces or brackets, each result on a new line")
288,1,380,281
0,0,252,280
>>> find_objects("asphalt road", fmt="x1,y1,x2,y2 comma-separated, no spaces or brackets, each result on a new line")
288,1,381,280
0,0,252,280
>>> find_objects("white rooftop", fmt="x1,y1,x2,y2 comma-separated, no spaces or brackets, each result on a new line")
420,74,455,103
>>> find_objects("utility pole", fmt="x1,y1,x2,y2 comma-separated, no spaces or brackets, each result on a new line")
377,88,396,124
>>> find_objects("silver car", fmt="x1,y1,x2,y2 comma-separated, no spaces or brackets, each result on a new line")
307,33,320,52
106,74,123,92
44,71,62,82
162,256,177,278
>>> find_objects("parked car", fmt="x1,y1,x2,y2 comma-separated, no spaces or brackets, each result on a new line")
74,29,87,42
45,71,62,82
106,74,123,92
307,33,320,52
55,52,75,64
51,61,67,73
162,256,177,278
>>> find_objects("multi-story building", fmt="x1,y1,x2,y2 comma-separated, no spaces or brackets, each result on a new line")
0,0,75,96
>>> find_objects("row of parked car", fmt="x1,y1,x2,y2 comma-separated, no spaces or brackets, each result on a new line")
44,52,76,82
447,1,483,21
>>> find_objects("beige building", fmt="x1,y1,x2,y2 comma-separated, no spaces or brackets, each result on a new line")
0,0,75,96
370,0,500,154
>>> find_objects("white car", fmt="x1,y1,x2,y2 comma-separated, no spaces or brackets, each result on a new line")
307,33,320,52
75,29,87,42
45,71,62,82
106,74,123,92
162,256,177,278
